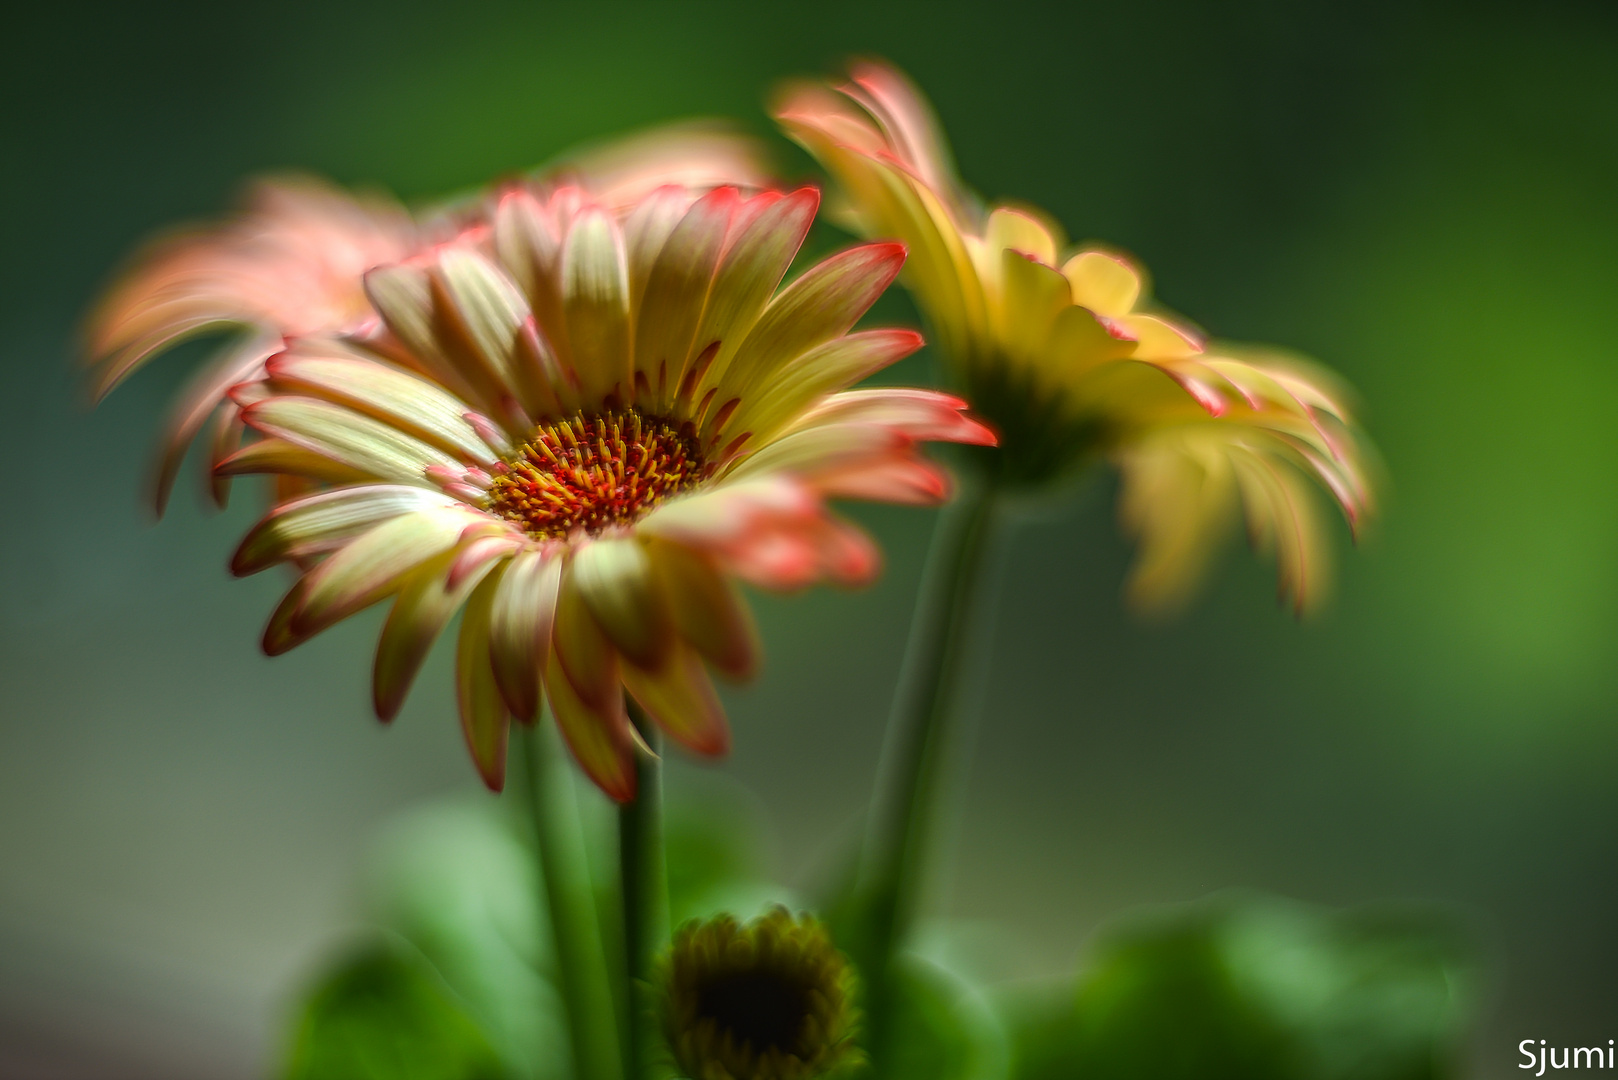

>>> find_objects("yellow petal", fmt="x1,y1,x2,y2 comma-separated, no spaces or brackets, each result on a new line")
1061,250,1142,317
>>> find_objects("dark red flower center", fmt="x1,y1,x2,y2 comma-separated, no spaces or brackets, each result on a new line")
487,409,708,539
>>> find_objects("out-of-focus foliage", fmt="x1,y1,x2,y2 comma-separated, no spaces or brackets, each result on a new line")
365,801,567,1080
282,784,800,1080
1003,894,1476,1080
283,937,509,1080
881,954,1010,1080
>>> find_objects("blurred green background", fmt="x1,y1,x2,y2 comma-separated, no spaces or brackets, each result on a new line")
3,0,1616,1074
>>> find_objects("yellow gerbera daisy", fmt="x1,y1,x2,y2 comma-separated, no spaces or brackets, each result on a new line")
224,182,993,798
776,61,1374,613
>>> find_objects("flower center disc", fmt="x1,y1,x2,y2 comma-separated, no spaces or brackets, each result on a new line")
487,409,706,539
694,969,812,1059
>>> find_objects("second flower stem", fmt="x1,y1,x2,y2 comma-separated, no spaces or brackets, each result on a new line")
857,473,1002,1065
620,701,668,1080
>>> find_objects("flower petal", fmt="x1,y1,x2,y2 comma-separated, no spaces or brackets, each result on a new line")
232,484,457,576
544,645,635,802
636,476,816,550
290,506,476,645
648,539,759,680
213,437,376,485
240,395,460,484
624,185,695,314
716,328,923,447
572,537,672,671
552,558,619,708
715,241,906,412
456,570,512,791
488,546,563,721
689,188,820,398
267,342,493,464
1062,250,1142,317
634,186,737,405
620,642,729,757
984,206,1059,267
726,422,910,483
786,387,996,445
562,207,631,404
374,546,503,722
814,457,952,505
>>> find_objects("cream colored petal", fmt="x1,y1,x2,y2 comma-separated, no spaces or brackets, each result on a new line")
544,644,635,803
364,263,437,362
1117,429,1238,615
783,388,996,446
1062,250,1142,317
267,345,493,463
620,642,729,757
572,537,672,671
687,188,819,403
241,395,459,484
291,506,476,645
714,242,906,415
624,185,695,314
430,249,546,421
494,189,570,365
726,422,909,483
374,547,503,722
232,484,457,576
562,207,632,405
456,570,513,791
647,538,759,680
487,546,563,722
714,329,924,449
633,187,736,405
213,437,374,486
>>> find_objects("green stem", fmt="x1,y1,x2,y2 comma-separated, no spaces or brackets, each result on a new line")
619,701,668,1080
857,473,1002,1066
519,722,624,1080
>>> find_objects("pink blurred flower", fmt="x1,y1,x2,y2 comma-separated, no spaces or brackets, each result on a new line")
85,125,774,516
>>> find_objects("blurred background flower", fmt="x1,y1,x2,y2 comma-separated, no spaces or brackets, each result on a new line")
777,60,1375,613
4,0,1617,1076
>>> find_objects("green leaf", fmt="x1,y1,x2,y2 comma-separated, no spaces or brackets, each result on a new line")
882,954,1010,1080
1002,892,1478,1080
283,937,509,1080
365,799,568,1080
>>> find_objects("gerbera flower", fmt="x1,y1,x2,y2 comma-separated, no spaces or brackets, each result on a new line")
775,61,1374,613
85,126,771,517
225,182,993,798
659,908,859,1080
